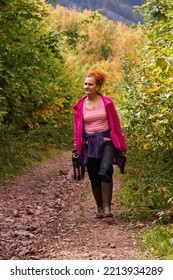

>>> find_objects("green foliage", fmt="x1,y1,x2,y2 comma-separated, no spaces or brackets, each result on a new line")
0,0,72,130
0,126,46,182
0,121,73,183
116,177,152,221
0,0,79,182
141,224,173,259
119,0,173,221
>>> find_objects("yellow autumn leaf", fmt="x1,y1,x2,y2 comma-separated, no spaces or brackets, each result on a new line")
161,107,168,113
144,143,150,150
148,86,160,93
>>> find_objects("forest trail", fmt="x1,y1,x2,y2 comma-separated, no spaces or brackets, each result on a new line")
0,151,143,260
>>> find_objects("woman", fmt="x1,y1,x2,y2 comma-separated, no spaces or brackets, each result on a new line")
73,71,127,218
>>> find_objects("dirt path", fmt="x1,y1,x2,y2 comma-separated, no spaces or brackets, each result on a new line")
0,151,143,260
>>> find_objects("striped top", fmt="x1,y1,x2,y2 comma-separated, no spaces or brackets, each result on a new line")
83,96,110,133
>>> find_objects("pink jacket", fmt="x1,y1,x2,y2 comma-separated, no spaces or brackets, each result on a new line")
73,93,127,157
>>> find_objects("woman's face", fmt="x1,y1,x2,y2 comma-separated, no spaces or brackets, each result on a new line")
84,76,100,97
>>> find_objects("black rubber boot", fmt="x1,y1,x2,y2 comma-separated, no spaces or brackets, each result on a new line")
101,182,113,217
92,187,104,219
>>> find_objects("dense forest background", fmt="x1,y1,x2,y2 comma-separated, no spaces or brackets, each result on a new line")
49,0,145,24
0,0,173,258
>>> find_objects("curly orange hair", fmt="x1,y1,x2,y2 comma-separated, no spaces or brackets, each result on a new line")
87,70,106,87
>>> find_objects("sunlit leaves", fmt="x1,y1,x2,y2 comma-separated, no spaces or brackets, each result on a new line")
120,0,173,219
124,0,173,151
0,0,72,130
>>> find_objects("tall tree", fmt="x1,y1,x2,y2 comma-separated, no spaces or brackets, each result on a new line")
0,0,72,130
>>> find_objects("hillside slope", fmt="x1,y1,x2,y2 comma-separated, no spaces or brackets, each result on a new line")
49,0,145,24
